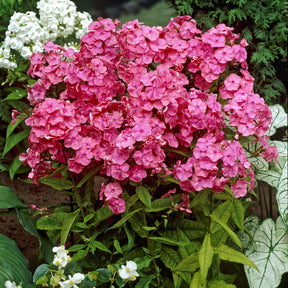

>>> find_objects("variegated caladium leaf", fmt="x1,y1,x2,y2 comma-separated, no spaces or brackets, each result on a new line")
241,216,288,288
267,104,288,136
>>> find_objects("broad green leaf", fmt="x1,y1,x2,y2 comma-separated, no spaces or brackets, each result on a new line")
276,161,288,224
210,214,242,249
0,233,32,286
190,189,210,208
107,208,142,230
6,116,26,139
268,105,287,136
198,233,213,285
95,268,113,283
2,129,30,157
92,205,113,225
135,274,156,288
173,253,199,273
61,209,80,245
38,176,74,190
231,198,244,231
90,241,111,253
244,217,288,288
136,185,151,208
214,244,257,270
210,200,232,234
0,185,26,208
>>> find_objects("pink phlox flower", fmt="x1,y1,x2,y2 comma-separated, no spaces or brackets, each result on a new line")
178,194,192,213
111,148,130,165
188,98,207,115
64,130,82,150
108,197,126,214
179,19,200,39
202,28,226,48
174,160,193,181
223,73,242,91
27,80,48,105
163,132,178,148
131,123,152,141
116,129,136,149
74,148,94,166
129,165,147,182
101,182,123,201
231,179,248,198
214,46,234,64
109,162,130,180
260,145,278,164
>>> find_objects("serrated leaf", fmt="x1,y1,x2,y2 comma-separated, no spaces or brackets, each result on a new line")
145,194,181,212
160,246,181,269
61,209,80,245
244,217,288,288
268,105,288,136
208,280,236,288
2,129,30,157
37,212,68,230
136,185,151,208
198,233,213,285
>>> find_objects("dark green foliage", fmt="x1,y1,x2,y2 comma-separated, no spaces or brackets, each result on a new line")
0,0,38,41
166,0,288,107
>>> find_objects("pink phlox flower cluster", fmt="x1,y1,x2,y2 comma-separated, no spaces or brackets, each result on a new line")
21,16,277,212
100,182,125,214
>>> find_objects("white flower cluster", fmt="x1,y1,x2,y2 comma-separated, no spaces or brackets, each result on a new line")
58,273,85,288
4,281,21,288
52,245,72,269
118,261,139,282
0,0,92,69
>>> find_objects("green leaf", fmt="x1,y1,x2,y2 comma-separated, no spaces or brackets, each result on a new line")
190,189,211,208
136,185,151,208
2,129,30,157
0,185,26,208
92,205,113,224
6,115,26,139
160,246,181,269
276,161,288,224
38,176,74,190
190,271,201,288
135,274,156,288
4,89,27,101
214,244,257,270
37,212,68,230
76,165,102,188
0,233,32,286
210,214,242,249
231,198,244,231
113,239,122,254
95,268,113,283
244,217,288,288
33,264,50,282
61,209,80,245
145,194,181,212
107,208,142,230
207,280,236,288
8,156,23,180
198,233,213,285
91,240,111,254
149,236,188,246
173,253,199,273
210,200,232,234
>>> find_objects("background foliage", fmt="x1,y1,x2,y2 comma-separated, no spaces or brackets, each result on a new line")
165,0,288,108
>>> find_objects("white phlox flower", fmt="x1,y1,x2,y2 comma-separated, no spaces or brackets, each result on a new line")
118,261,139,281
4,281,21,288
58,273,85,288
52,245,72,268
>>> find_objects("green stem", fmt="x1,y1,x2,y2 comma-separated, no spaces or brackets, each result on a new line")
142,209,161,286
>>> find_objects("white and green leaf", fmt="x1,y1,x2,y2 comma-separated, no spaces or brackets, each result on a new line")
267,105,288,136
244,216,288,288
